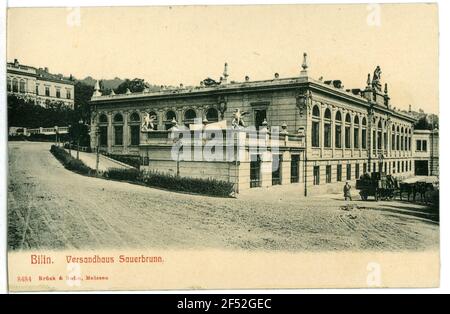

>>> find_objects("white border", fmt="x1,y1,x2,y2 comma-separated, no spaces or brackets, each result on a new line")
1,0,449,295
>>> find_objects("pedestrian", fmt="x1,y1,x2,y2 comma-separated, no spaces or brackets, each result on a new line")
344,181,352,201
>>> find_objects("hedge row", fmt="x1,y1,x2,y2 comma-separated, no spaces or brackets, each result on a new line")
142,171,235,197
50,145,234,197
104,168,234,197
50,145,94,175
104,153,141,169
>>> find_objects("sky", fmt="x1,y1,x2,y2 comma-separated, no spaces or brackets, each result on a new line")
7,4,439,113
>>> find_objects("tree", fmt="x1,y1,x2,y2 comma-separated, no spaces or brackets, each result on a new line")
115,78,149,94
414,116,435,130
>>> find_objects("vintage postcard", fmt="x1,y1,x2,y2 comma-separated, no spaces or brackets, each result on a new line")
6,3,439,291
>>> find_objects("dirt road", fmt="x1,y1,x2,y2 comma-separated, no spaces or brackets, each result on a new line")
8,142,439,251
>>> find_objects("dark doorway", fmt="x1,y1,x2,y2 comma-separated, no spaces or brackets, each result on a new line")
291,155,300,183
250,155,261,188
272,154,281,185
254,109,267,129
415,160,429,176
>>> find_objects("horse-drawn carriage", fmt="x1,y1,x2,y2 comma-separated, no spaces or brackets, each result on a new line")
356,172,398,201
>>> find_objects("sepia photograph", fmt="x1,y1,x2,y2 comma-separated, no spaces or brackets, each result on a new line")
4,2,441,291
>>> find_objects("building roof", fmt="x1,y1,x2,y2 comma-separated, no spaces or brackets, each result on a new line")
7,59,75,85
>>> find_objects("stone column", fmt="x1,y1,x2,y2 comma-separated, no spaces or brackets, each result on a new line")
331,108,336,158
157,109,165,130
107,112,113,152
123,111,129,153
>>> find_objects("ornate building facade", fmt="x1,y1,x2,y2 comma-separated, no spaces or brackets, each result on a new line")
7,59,75,108
89,54,417,194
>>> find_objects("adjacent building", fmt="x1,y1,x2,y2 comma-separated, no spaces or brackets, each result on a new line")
412,129,439,176
89,54,420,195
7,59,75,108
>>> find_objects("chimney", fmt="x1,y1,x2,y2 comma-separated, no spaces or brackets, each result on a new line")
44,67,49,73
14,59,19,67
222,62,229,84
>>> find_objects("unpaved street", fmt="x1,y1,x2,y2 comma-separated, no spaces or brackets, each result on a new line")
8,142,439,251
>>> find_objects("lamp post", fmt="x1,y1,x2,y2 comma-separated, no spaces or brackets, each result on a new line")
54,126,59,146
76,118,83,160
68,124,72,156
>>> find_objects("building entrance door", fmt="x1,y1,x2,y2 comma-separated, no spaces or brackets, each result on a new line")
415,160,429,176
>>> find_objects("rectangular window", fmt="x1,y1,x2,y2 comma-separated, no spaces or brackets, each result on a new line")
363,163,367,174
312,121,320,148
313,166,320,185
56,89,61,98
290,155,300,183
66,90,71,99
422,140,427,152
335,125,342,148
392,134,395,150
392,161,396,174
99,126,107,146
373,162,376,172
384,133,387,150
45,86,50,97
355,163,360,179
397,161,400,172
346,164,351,181
324,123,331,148
130,125,140,146
396,135,400,150
337,164,342,182
326,165,332,184
35,85,39,95
114,126,123,145
362,129,367,149
354,128,359,149
345,126,351,148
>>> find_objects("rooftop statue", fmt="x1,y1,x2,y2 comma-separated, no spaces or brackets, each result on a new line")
372,66,382,91
232,108,249,129
202,77,220,87
141,112,157,131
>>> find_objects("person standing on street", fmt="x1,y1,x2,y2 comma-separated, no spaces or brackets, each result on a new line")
344,181,352,201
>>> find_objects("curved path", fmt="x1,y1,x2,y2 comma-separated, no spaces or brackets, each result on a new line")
8,142,439,251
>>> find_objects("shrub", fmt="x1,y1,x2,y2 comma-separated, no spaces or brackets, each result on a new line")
104,153,140,169
141,171,234,197
50,145,93,175
105,168,141,181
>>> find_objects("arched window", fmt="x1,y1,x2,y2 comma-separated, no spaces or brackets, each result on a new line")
184,109,197,127
392,125,396,151
400,127,404,151
206,108,219,123
113,113,124,146
7,77,11,92
129,112,141,146
19,80,26,93
99,114,108,123
377,120,382,150
335,111,342,148
12,78,18,92
324,108,331,148
98,114,108,146
354,116,360,149
396,126,400,150
165,110,177,130
345,113,351,149
362,117,367,149
311,105,320,148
